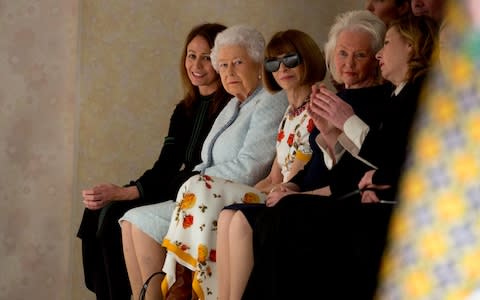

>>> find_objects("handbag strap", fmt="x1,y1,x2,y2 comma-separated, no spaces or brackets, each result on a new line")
139,271,165,300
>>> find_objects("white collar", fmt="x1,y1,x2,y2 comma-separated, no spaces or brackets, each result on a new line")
392,81,407,96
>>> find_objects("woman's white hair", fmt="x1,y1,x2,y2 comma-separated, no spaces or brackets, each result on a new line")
324,10,386,83
210,24,265,71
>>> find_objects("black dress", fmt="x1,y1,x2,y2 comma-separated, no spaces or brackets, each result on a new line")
76,93,229,300
241,78,425,300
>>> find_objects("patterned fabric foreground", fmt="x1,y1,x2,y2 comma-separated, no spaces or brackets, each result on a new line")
376,1,480,299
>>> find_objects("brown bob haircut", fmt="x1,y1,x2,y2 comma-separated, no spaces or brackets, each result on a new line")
263,29,326,92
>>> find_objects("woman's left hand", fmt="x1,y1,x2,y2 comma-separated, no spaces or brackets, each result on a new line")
310,86,355,130
361,190,380,203
358,170,391,203
266,186,296,207
358,170,375,190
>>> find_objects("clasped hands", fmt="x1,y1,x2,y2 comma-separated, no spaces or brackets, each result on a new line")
358,170,392,203
309,82,392,204
82,183,121,210
265,183,298,207
307,82,355,133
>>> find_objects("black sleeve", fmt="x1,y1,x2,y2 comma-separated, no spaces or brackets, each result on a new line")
327,84,392,197
361,78,424,189
328,154,372,197
134,102,192,203
289,163,306,186
289,128,329,190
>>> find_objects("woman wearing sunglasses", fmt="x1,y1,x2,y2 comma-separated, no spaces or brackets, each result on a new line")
242,13,439,300
215,29,327,300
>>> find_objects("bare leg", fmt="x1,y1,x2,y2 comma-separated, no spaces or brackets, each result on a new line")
121,221,143,300
131,223,166,300
217,210,236,300
122,221,167,300
229,211,254,300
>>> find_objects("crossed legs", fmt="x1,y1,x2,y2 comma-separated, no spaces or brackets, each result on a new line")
217,210,254,300
121,221,166,300
119,200,176,299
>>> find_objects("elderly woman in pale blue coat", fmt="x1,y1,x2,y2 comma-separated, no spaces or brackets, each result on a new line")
119,24,288,299
160,25,290,299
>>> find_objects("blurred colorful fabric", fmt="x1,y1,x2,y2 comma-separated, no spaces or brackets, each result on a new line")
376,1,480,299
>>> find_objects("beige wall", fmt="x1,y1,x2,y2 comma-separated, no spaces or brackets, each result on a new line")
0,1,79,299
0,1,361,299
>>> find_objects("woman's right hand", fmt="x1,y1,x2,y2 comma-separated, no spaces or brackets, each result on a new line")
82,183,122,210
308,83,331,133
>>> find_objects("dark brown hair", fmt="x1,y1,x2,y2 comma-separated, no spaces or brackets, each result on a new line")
180,23,230,116
263,29,326,92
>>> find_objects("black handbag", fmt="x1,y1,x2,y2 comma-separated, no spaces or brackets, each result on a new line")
139,271,165,300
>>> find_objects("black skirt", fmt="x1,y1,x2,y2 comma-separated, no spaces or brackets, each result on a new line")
242,194,394,300
223,203,266,227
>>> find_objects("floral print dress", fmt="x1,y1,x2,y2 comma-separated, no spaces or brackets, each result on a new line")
161,103,314,299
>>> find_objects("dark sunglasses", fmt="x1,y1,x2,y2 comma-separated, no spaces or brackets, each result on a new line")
264,53,302,73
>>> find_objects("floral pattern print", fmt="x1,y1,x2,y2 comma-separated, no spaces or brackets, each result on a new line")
161,104,315,299
276,104,314,181
162,174,266,300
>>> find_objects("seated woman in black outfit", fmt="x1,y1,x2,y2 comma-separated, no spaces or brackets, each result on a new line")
241,15,439,300
76,23,230,300
216,10,390,300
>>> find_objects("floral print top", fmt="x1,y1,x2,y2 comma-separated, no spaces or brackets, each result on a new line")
276,102,315,181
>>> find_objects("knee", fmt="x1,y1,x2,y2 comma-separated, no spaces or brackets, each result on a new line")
229,211,252,237
120,220,131,234
218,210,236,234
130,222,144,237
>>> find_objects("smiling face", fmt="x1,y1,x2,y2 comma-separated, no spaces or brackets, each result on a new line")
216,45,261,101
376,26,412,86
184,35,218,96
365,0,408,24
333,30,379,89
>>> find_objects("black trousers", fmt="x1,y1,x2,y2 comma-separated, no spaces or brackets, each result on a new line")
242,194,393,300
77,200,147,300
76,170,197,299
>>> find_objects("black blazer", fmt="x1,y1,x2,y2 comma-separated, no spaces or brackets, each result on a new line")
359,76,426,198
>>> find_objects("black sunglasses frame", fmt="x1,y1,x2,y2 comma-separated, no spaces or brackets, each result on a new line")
264,53,302,73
